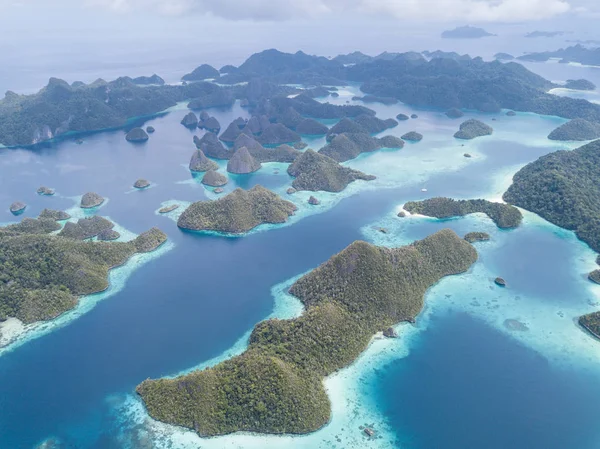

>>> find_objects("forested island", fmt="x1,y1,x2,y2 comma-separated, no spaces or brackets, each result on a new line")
441,26,495,39
137,229,477,436
287,149,375,192
5,48,600,147
503,139,600,251
177,186,297,233
0,213,166,324
404,197,522,228
518,45,600,65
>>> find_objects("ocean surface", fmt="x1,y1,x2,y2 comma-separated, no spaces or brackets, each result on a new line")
1,44,600,449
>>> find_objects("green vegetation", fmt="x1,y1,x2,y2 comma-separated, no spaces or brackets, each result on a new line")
454,119,493,139
402,131,423,142
137,229,477,436
189,149,219,172
287,149,375,192
126,127,149,142
0,216,167,324
548,119,600,141
464,232,490,243
319,133,403,162
226,147,262,174
404,197,522,228
588,269,600,284
503,139,600,251
177,185,297,233
564,79,596,91
38,209,70,221
58,216,114,240
579,311,600,339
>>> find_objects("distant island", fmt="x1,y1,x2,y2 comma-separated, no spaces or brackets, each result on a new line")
5,48,600,147
177,185,297,233
503,139,600,251
518,44,600,65
404,197,523,229
547,119,600,141
525,31,564,38
0,213,166,325
137,229,478,436
441,26,495,39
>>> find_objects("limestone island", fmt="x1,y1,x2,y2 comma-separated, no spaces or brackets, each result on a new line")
181,112,198,129
441,26,495,39
454,119,493,139
10,202,26,215
97,229,120,241
125,127,149,143
189,149,219,172
295,118,329,136
146,126,155,134
396,113,409,121
194,133,233,160
319,133,404,162
464,232,490,243
579,311,600,340
177,185,297,234
80,192,105,208
232,135,301,163
227,147,262,174
59,216,114,240
564,79,596,91
503,139,600,251
404,197,522,228
134,179,150,189
136,229,478,436
39,209,70,221
201,170,228,187
37,186,55,196
288,149,375,192
159,204,179,214
401,131,423,142
548,119,600,141
0,218,166,325
588,269,600,285
445,108,464,119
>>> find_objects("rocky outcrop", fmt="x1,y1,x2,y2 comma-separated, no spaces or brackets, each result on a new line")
199,116,221,134
494,277,507,287
146,126,155,133
159,204,179,214
396,113,409,121
202,170,228,187
134,179,150,189
189,148,219,172
9,202,26,215
37,186,55,196
288,149,375,192
125,127,149,142
352,114,398,134
445,108,464,119
308,196,320,205
454,119,493,139
401,131,423,142
181,112,199,129
80,192,104,208
194,132,233,159
133,227,167,252
506,111,517,116
327,118,367,138
227,147,262,174
177,185,297,233
464,232,490,243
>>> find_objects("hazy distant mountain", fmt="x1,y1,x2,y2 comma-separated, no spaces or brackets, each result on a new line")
441,26,495,39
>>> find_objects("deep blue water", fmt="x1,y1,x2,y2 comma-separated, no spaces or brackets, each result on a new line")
1,56,600,448
377,312,600,449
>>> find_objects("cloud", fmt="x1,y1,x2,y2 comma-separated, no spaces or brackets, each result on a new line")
85,0,575,21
